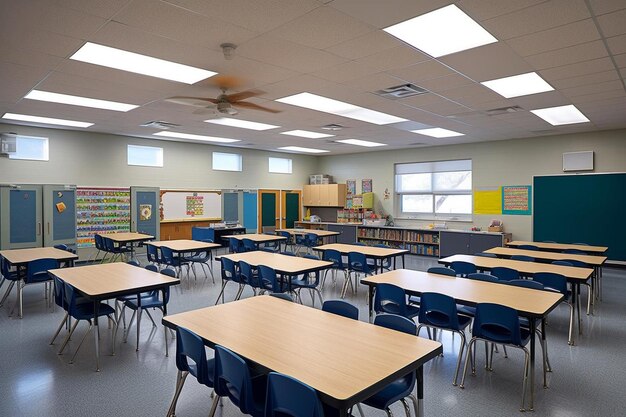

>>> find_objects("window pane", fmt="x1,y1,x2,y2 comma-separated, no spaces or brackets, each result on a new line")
268,157,292,174
212,152,242,171
402,195,433,213
433,171,472,191
9,136,49,161
127,145,163,167
397,173,432,192
435,194,472,214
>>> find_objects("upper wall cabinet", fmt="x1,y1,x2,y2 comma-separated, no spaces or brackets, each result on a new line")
303,184,347,207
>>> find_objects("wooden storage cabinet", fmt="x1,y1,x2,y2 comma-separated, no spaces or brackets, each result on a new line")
303,184,346,207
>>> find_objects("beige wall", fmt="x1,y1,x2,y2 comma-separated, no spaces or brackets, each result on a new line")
317,129,626,241
0,123,316,190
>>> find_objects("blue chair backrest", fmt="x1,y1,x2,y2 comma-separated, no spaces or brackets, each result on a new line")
518,244,538,250
242,238,256,252
533,272,567,295
374,284,409,317
322,299,359,320
259,265,281,293
348,251,370,274
103,237,115,252
279,231,292,243
63,282,84,316
303,254,320,260
427,266,456,277
451,261,476,276
322,249,343,268
305,233,319,247
374,313,416,335
214,345,258,414
94,234,104,250
265,372,324,417
473,303,522,345
160,246,175,263
161,268,176,278
563,248,587,255
551,260,572,267
145,264,159,272
53,276,67,309
54,244,68,251
127,260,140,267
507,279,544,290
26,258,58,283
239,261,256,286
176,327,211,385
269,293,293,302
511,255,535,262
146,244,159,263
221,258,240,283
1,256,17,280
557,259,587,268
229,238,243,253
418,292,460,329
490,267,519,281
467,272,499,282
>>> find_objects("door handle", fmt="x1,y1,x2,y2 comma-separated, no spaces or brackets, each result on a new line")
37,222,42,236
47,222,50,235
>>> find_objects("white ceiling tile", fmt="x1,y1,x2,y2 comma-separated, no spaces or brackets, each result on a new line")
525,41,609,70
415,74,475,93
588,0,626,15
326,30,399,60
439,42,533,81
354,45,431,73
387,60,456,84
597,8,626,37
438,84,505,106
506,19,601,56
0,28,83,58
399,94,472,117
328,0,451,29
268,6,374,49
0,62,51,103
540,57,616,80
614,53,626,68
342,72,409,94
458,0,546,21
561,80,625,98
508,90,570,109
606,33,626,55
312,61,380,84
56,0,130,19
570,88,626,103
481,0,590,40
0,46,65,71
550,70,620,89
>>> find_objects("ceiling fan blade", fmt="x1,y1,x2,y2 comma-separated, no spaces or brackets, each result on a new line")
165,96,218,107
226,89,265,103
210,74,246,90
233,101,282,113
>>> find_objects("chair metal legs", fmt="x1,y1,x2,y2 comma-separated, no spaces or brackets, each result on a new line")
0,280,15,307
166,370,189,417
417,324,467,386
50,312,70,345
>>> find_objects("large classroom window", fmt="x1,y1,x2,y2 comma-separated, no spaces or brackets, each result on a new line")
127,145,163,167
8,135,49,161
212,152,242,172
268,157,292,174
395,159,472,220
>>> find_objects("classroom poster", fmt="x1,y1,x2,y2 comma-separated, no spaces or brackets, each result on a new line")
185,194,205,217
362,179,372,193
474,187,502,214
346,179,356,195
502,185,532,215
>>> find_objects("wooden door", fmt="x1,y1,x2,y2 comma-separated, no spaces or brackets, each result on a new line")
258,189,280,233
281,190,301,229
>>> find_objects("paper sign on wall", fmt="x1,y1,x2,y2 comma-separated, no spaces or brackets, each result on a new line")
502,185,532,215
474,187,502,214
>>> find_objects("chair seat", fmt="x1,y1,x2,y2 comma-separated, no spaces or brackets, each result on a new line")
290,277,317,289
481,326,532,346
124,294,164,310
27,272,52,284
362,376,413,410
189,358,216,383
380,303,420,319
70,302,115,321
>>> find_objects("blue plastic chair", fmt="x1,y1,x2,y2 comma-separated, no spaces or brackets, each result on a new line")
563,248,587,255
467,272,499,282
182,240,215,282
269,293,294,302
374,283,419,319
238,260,260,300
290,254,323,306
518,244,539,251
359,314,419,416
116,264,158,327
210,345,266,417
265,372,324,417
126,259,140,267
258,265,283,294
281,251,297,257
417,292,472,385
533,271,574,345
215,257,243,304
242,238,257,252
166,327,215,417
451,261,476,277
301,232,320,255
460,303,532,411
146,244,161,266
475,252,497,258
58,281,116,368
278,231,294,252
161,246,189,277
346,252,372,298
374,243,393,271
103,236,131,263
427,266,456,276
322,299,359,320
320,249,348,292
507,279,544,290
511,254,535,262
19,258,59,315
490,266,519,281
0,256,19,309
93,234,106,263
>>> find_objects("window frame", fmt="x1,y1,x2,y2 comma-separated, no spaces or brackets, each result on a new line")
268,157,292,174
8,135,49,161
395,159,472,221
127,144,164,167
212,151,243,172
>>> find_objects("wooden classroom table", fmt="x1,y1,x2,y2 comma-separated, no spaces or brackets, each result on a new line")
106,232,154,258
313,243,409,273
146,239,221,253
0,247,79,318
485,246,607,267
222,233,286,250
277,228,340,243
217,251,332,292
361,269,563,411
48,262,179,371
506,240,608,254
162,295,442,416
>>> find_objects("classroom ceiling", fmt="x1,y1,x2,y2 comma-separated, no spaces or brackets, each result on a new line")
1,0,626,155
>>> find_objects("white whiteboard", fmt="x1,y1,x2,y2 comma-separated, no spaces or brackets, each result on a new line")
160,190,222,221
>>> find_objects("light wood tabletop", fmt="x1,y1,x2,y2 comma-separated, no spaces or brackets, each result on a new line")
218,251,332,274
507,240,607,254
278,229,340,237
0,247,78,265
485,247,607,266
361,269,563,317
313,243,409,258
146,239,220,252
163,295,442,410
48,262,179,297
222,233,286,243
105,232,154,243
439,254,593,281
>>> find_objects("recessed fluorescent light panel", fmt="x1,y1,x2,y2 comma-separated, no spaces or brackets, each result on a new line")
481,72,554,98
2,113,93,128
278,146,329,154
25,90,138,112
276,92,407,125
70,42,217,84
530,105,590,126
336,139,386,147
280,130,334,139
411,128,464,138
383,4,497,57
153,131,240,143
204,117,279,131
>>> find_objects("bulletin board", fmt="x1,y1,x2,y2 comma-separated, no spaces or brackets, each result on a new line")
160,190,222,221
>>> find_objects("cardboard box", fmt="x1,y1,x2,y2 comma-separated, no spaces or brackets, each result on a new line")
488,226,503,232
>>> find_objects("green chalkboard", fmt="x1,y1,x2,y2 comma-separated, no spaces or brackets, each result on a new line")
533,173,626,261
285,193,300,228
261,192,276,227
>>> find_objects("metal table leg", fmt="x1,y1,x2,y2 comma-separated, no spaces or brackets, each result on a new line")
93,300,100,372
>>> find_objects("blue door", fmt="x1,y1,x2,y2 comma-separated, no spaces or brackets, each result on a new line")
130,187,160,240
0,185,43,249
43,185,77,249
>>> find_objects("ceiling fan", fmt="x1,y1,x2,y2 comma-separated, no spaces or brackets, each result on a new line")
165,75,280,115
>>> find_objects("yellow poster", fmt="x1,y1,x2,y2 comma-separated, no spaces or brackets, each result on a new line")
474,188,502,214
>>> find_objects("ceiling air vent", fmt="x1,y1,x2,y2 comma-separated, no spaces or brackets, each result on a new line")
140,120,181,129
375,84,428,99
485,105,523,116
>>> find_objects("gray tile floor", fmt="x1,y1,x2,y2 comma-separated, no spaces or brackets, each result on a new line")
1,252,625,417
